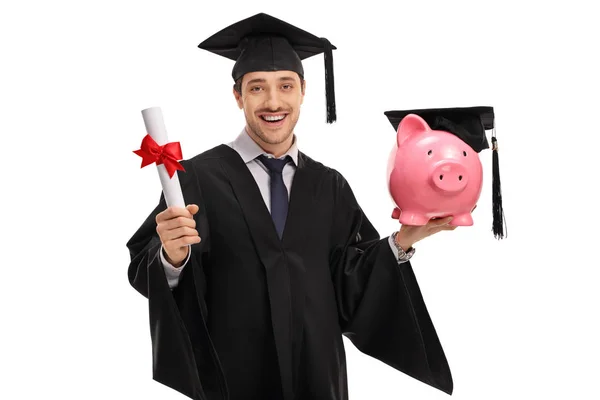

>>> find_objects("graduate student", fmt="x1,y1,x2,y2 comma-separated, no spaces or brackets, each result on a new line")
127,12,460,400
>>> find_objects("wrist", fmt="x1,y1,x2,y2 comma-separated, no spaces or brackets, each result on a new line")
391,231,416,262
393,232,413,251
162,247,184,268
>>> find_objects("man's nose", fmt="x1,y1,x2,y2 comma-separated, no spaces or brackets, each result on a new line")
263,88,282,110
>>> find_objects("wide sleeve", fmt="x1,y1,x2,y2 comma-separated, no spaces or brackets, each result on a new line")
328,172,453,395
126,159,228,400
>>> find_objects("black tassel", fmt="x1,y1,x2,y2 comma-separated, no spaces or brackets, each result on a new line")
321,38,336,123
491,129,506,239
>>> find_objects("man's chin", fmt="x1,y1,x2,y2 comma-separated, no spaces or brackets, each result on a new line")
250,124,292,145
259,133,291,145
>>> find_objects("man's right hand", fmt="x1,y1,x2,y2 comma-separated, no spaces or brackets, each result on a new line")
156,204,201,267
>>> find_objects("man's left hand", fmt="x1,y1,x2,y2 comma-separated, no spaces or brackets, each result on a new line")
394,216,456,251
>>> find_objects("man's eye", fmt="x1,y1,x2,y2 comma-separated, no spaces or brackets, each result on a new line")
251,86,262,92
282,84,292,89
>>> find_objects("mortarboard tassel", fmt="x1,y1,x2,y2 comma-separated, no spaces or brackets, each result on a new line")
321,38,336,123
491,128,506,239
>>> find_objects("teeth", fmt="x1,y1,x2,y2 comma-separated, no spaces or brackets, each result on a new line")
263,115,285,121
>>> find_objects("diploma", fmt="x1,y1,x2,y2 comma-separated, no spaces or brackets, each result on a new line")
135,106,186,208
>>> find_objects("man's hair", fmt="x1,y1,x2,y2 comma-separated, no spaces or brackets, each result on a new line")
233,72,305,95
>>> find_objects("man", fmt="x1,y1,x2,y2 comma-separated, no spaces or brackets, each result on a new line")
127,13,457,400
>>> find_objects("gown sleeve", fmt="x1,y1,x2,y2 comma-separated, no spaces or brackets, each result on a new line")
126,159,228,400
328,171,453,395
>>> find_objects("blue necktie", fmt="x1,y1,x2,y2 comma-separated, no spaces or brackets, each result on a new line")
258,154,292,239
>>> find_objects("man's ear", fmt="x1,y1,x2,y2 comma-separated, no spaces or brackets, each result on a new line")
233,87,243,109
300,80,306,104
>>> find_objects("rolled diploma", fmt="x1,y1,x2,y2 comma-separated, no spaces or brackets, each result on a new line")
141,107,186,208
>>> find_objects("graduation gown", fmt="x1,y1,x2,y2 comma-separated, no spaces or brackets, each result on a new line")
126,144,453,400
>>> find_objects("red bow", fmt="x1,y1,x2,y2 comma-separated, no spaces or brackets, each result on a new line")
133,134,186,178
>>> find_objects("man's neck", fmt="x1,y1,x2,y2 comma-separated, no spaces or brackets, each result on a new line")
246,127,294,158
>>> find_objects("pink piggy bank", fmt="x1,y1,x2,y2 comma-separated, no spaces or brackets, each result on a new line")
386,113,482,226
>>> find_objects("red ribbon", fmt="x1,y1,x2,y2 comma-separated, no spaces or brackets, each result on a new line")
133,134,186,178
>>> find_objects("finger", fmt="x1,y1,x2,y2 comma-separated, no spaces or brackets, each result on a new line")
427,216,453,227
167,235,202,250
187,204,200,215
441,225,458,231
161,226,199,241
427,224,457,235
156,206,193,223
159,216,197,231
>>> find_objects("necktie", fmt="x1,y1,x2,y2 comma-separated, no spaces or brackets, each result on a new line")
258,154,292,239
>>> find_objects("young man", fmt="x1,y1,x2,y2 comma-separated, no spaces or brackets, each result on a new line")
127,13,457,400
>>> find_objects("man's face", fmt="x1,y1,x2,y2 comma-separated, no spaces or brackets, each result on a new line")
234,70,305,148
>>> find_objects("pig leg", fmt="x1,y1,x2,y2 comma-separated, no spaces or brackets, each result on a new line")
391,207,401,219
398,210,429,226
449,212,474,226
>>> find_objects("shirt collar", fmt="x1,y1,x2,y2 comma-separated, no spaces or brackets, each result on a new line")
231,127,299,166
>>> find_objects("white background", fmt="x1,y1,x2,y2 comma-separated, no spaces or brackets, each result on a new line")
1,0,599,399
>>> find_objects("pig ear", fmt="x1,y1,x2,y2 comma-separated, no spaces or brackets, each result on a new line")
397,114,430,146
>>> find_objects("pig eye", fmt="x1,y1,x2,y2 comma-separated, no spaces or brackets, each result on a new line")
427,150,433,156
463,151,467,156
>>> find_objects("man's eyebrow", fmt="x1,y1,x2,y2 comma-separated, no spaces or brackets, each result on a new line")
245,77,297,86
246,78,266,86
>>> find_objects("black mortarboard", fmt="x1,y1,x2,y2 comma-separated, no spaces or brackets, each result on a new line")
198,13,337,123
384,106,506,239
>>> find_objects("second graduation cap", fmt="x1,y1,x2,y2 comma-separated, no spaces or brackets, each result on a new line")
198,13,338,123
384,106,506,239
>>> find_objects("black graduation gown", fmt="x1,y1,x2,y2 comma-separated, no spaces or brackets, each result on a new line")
126,144,453,400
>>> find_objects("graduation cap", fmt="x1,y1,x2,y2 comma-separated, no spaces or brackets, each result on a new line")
384,106,506,239
198,13,337,123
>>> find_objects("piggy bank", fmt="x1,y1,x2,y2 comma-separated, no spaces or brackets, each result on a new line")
387,113,483,226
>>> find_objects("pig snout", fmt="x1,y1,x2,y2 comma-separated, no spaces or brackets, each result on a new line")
431,161,468,193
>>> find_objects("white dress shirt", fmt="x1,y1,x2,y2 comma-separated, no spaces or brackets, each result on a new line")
161,128,408,288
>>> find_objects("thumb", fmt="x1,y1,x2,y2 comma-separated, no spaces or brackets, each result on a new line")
186,204,200,215
430,216,453,226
